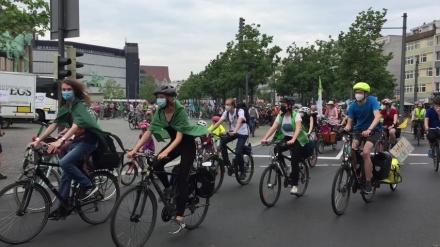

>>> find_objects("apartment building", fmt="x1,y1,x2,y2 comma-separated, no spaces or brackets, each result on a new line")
404,20,440,102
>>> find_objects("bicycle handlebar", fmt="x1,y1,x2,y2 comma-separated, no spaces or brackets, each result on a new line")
32,121,49,127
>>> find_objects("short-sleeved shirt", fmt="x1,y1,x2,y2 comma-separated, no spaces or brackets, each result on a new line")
426,107,440,128
380,108,398,127
221,108,249,135
348,96,382,131
275,113,302,137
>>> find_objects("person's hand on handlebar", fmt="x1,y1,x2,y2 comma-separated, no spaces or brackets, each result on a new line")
158,151,169,160
229,130,236,136
362,129,373,137
286,139,295,145
47,139,63,153
27,140,40,149
127,149,137,158
261,139,268,145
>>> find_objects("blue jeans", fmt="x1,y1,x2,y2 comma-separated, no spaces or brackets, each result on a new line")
59,140,98,201
220,134,248,172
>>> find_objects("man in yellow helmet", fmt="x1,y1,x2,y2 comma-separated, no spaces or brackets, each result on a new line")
344,82,382,194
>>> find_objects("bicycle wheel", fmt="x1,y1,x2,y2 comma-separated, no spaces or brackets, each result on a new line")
259,165,281,207
129,119,137,130
117,112,122,119
318,140,324,154
120,162,138,186
184,196,210,230
375,140,384,154
111,187,157,247
210,157,224,193
123,113,129,121
434,146,439,172
16,166,61,211
417,127,421,146
331,166,351,216
295,161,309,197
361,182,376,203
79,171,120,224
0,182,50,244
236,154,254,185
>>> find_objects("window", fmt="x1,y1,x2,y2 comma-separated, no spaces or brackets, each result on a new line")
405,70,414,79
427,68,433,77
418,84,426,93
406,43,414,51
436,67,440,77
405,85,414,93
436,82,440,92
428,38,434,47
420,54,427,63
436,51,440,61
406,56,414,65
436,36,440,46
415,41,420,49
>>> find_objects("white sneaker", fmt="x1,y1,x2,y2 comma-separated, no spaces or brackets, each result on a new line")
290,186,298,195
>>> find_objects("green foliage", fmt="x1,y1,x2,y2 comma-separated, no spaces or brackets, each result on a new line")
179,23,282,103
139,75,157,103
334,8,396,100
0,0,50,36
101,78,125,99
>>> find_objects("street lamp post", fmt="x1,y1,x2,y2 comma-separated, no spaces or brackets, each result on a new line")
414,55,419,102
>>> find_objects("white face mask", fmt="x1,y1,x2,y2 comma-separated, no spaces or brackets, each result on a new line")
300,112,305,117
225,105,231,111
355,93,365,101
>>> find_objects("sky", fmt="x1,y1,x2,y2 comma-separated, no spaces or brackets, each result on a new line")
42,0,440,81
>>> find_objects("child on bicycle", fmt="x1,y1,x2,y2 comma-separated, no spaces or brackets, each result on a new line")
139,122,155,154
208,116,226,153
196,120,214,155
319,119,331,134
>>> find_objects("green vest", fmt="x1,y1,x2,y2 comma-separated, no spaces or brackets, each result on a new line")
415,108,425,120
272,112,309,147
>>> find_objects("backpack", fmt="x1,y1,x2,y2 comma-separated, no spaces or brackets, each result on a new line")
372,151,392,180
91,133,125,170
227,102,250,124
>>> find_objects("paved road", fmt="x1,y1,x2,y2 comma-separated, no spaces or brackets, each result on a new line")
1,124,439,247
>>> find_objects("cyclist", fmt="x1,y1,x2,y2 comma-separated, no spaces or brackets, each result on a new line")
324,101,339,131
197,120,214,154
28,79,108,219
425,96,440,158
249,105,259,131
343,82,382,194
208,116,226,153
299,107,314,136
412,102,426,139
261,97,309,195
127,85,209,234
380,98,398,145
210,98,249,180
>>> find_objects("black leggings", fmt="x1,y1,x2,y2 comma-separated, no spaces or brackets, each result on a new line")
154,137,196,216
274,137,304,186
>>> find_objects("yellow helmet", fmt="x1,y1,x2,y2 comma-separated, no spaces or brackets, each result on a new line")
353,82,370,93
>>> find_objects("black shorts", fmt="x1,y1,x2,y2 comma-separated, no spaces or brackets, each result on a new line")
353,131,380,146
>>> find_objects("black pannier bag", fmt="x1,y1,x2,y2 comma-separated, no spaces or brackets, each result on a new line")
91,133,125,170
372,151,392,180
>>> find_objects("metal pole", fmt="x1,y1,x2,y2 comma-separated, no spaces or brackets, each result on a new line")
57,0,65,132
399,13,407,122
414,55,419,102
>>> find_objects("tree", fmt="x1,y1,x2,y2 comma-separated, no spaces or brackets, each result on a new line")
100,79,125,99
139,75,157,103
0,0,50,36
334,8,395,100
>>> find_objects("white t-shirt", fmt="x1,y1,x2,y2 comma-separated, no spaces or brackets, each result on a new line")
221,108,249,135
275,113,302,137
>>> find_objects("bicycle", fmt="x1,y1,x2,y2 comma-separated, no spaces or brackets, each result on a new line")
331,130,397,216
110,152,210,247
210,133,255,190
429,127,440,172
259,141,310,207
249,117,257,137
375,128,392,153
0,145,120,245
194,138,223,193
413,120,424,146
119,149,150,186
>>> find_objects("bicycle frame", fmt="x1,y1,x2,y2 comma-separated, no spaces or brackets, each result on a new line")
341,132,369,190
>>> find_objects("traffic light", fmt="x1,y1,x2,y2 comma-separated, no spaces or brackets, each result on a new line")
239,17,245,33
66,46,84,80
53,54,72,81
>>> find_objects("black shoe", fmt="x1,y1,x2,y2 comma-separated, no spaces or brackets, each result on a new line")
239,172,246,180
48,207,67,220
80,185,98,201
363,184,373,194
0,173,7,179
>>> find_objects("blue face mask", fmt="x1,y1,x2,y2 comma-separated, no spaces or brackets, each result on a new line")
62,91,74,100
157,98,167,108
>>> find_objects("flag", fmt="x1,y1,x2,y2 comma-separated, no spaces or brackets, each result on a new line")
316,76,323,117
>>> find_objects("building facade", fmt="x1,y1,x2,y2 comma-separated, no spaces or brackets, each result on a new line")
139,65,172,85
32,40,139,98
376,35,403,96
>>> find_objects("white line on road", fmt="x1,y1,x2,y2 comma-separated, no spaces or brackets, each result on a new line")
252,152,428,159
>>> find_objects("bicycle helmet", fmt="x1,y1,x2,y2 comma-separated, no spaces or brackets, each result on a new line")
212,116,220,122
153,85,177,97
139,122,149,130
197,120,207,127
280,96,295,105
299,107,310,113
353,82,370,93
381,98,392,105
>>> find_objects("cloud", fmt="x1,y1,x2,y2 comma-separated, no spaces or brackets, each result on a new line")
43,0,440,80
